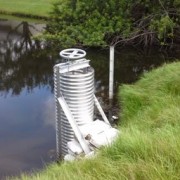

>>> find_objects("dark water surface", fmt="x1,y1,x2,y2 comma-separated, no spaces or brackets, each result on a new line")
0,18,57,178
0,17,179,179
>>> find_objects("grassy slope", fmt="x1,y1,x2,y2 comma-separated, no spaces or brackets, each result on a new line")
17,61,180,180
0,0,55,17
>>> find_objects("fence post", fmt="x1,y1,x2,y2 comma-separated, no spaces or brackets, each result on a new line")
109,45,115,100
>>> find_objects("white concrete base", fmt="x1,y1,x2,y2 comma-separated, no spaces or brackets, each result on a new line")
64,120,120,161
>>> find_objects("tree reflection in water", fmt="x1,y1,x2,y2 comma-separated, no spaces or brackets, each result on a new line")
0,20,57,95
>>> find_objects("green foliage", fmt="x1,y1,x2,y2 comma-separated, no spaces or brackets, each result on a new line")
44,0,133,47
151,16,174,36
43,0,180,47
119,61,180,129
150,15,176,45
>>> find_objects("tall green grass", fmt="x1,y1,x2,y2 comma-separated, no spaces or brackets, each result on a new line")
16,61,180,180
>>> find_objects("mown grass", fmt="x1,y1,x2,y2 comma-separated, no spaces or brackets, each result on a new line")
0,0,55,18
0,14,47,23
15,61,180,180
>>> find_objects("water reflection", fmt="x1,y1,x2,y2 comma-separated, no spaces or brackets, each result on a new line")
7,21,38,50
0,18,56,179
0,47,55,95
0,88,55,177
0,19,56,96
87,47,174,97
0,19,45,58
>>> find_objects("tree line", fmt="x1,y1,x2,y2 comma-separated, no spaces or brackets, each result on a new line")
42,0,180,48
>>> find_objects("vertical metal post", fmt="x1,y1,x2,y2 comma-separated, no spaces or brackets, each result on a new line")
109,45,115,100
54,65,62,159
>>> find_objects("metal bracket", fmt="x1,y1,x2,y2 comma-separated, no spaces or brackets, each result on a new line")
94,95,110,125
55,59,90,74
58,94,91,155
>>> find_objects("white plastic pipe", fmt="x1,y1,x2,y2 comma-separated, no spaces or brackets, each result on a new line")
109,46,114,100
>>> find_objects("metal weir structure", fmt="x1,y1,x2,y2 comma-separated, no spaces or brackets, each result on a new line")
54,49,119,159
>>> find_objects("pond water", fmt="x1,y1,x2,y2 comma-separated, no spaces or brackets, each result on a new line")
0,17,179,179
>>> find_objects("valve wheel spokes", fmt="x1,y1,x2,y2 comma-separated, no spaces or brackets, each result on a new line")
60,49,86,60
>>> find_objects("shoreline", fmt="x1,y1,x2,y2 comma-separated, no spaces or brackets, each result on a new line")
0,11,49,20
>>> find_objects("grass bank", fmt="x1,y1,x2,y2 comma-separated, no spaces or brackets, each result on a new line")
0,0,55,19
16,61,180,180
